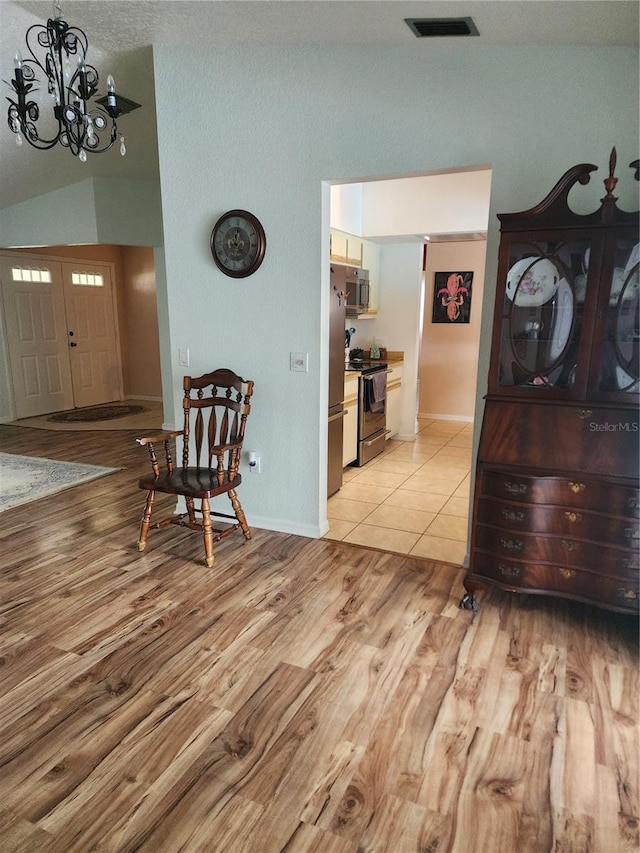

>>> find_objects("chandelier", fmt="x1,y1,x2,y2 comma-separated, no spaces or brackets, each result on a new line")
6,0,140,161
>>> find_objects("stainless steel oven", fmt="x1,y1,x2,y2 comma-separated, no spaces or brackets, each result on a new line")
354,362,389,466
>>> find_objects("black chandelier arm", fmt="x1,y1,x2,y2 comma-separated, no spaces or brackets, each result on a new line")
59,129,117,156
25,24,62,97
8,100,63,149
69,61,99,105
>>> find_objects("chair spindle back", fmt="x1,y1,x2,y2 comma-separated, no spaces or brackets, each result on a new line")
182,369,254,473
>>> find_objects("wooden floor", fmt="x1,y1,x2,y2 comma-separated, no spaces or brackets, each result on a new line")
0,425,638,853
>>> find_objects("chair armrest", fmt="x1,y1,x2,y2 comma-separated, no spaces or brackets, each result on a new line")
210,441,244,480
136,430,183,446
136,430,184,476
211,441,242,454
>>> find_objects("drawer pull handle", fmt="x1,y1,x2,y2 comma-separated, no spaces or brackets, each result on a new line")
568,482,586,494
564,511,582,523
576,409,593,419
500,538,523,553
505,482,528,496
559,568,576,579
498,563,521,580
624,527,639,540
501,509,525,523
628,497,638,509
562,539,579,552
617,588,638,601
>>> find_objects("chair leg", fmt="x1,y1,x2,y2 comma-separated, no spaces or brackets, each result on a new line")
185,497,197,525
138,490,155,551
228,489,252,540
201,497,215,568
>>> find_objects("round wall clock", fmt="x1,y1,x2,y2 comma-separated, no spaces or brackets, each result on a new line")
210,209,266,278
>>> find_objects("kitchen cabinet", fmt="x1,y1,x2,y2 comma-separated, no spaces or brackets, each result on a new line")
330,229,363,267
361,238,380,316
343,371,359,467
462,150,639,615
330,229,379,317
386,363,403,438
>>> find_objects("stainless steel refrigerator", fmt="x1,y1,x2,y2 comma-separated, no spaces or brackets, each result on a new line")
328,265,347,496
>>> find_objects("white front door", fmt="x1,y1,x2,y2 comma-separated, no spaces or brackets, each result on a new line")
0,252,123,418
61,262,122,408
0,256,74,418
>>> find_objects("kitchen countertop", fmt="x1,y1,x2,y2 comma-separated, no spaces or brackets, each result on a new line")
344,357,404,379
344,352,404,378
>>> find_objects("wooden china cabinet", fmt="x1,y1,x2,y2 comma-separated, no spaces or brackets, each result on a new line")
461,150,639,615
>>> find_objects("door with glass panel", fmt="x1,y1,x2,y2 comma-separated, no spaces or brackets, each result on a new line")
0,252,122,418
0,256,74,418
61,262,122,408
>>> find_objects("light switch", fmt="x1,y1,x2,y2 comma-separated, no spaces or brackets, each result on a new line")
290,352,308,372
179,348,190,367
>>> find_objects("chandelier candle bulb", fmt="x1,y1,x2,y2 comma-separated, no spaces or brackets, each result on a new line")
106,75,116,109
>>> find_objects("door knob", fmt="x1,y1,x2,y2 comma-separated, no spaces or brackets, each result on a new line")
70,342,78,347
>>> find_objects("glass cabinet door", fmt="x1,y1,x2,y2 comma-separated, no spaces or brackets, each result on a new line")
599,236,639,394
497,238,590,390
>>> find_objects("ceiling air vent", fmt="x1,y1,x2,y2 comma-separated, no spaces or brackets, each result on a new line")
405,17,479,38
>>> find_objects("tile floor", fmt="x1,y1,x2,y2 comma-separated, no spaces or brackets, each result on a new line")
325,418,473,565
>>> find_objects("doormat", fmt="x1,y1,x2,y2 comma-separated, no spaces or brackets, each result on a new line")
0,453,120,512
49,404,147,423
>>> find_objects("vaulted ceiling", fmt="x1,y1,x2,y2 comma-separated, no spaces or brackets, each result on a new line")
1,1,638,210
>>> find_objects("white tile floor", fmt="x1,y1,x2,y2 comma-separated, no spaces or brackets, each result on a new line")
325,418,473,565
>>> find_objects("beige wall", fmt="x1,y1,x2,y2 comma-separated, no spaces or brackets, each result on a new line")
419,241,487,420
119,246,162,399
10,244,162,400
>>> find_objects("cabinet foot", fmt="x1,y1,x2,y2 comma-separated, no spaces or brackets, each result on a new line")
459,592,479,612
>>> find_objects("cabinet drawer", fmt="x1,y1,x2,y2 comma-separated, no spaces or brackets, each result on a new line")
476,498,639,544
474,524,639,575
480,471,639,517
479,401,639,478
470,552,639,612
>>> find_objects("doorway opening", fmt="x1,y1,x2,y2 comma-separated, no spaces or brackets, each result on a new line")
325,166,492,562
0,245,162,422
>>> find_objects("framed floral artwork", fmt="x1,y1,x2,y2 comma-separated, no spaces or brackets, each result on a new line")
432,271,473,324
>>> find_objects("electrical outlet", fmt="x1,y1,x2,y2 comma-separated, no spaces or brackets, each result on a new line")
179,347,190,367
248,452,260,474
290,352,308,372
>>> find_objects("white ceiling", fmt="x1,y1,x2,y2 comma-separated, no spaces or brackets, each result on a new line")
1,1,638,210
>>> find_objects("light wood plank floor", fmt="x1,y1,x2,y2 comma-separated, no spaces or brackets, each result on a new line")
0,425,638,852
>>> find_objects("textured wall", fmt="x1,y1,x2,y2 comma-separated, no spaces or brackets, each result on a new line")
153,43,639,537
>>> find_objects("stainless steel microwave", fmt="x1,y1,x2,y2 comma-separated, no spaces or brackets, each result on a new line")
345,267,370,315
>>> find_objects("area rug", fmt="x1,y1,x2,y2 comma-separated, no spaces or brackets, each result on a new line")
49,404,146,423
0,453,120,512
11,400,164,432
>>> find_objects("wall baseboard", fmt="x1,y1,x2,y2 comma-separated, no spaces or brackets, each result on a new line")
126,395,163,402
247,515,324,539
418,412,474,423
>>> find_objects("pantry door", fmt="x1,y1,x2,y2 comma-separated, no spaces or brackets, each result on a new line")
61,262,122,408
0,254,74,418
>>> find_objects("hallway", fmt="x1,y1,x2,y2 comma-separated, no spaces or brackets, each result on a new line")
325,418,472,564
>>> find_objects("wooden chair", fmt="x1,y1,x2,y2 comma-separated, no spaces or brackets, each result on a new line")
136,369,254,567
